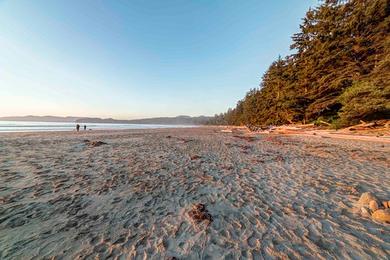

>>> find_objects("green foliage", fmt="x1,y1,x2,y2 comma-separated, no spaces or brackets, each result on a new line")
338,81,390,126
208,0,390,127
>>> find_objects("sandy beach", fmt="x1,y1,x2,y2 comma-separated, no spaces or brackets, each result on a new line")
0,127,389,259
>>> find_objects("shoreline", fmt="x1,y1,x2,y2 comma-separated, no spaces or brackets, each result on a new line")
0,124,198,135
0,126,199,136
1,125,389,144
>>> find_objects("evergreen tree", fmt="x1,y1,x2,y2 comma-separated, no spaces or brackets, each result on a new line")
209,0,390,127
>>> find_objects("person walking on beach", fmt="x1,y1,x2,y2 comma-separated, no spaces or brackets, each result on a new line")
76,124,80,132
84,125,87,131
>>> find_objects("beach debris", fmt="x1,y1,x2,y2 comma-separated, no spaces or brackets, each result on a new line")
246,125,273,132
0,196,9,204
165,136,193,143
221,129,232,133
190,155,201,160
222,165,234,170
319,120,331,126
83,140,107,147
176,137,193,144
187,203,213,226
233,135,257,142
246,125,260,132
347,120,388,131
91,141,107,147
233,143,252,154
372,209,390,223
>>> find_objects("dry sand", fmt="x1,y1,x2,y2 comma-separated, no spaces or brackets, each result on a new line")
0,127,389,259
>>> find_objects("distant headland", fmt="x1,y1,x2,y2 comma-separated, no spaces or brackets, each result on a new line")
0,115,212,125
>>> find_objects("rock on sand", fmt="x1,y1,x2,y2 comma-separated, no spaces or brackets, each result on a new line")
372,209,390,223
357,192,379,207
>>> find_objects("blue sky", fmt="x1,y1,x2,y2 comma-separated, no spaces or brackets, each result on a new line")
0,0,318,119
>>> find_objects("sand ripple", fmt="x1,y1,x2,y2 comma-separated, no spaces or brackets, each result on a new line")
0,128,389,259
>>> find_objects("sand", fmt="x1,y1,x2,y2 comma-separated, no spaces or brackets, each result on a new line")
0,127,389,259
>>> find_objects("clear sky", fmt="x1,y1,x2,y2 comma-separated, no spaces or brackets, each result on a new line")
0,0,318,119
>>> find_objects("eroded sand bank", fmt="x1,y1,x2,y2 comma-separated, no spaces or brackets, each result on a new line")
0,127,389,259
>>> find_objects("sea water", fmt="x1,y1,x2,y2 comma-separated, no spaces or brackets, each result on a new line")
0,121,195,132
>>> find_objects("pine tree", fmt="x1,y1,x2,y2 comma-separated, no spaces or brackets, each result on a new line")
209,0,390,127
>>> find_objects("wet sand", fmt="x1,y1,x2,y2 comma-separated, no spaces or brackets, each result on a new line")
0,127,389,259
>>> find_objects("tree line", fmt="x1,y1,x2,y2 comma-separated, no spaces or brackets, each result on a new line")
208,0,390,127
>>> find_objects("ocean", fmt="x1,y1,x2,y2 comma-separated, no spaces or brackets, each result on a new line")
0,121,195,133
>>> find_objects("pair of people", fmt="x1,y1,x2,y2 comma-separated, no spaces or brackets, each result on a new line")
76,124,87,131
